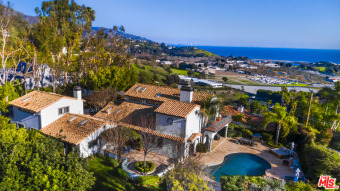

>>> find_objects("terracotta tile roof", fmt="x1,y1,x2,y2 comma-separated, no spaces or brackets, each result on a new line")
9,91,78,113
94,102,185,142
187,133,202,142
154,100,199,118
40,113,106,145
94,101,155,122
223,105,239,116
120,122,185,143
124,83,212,105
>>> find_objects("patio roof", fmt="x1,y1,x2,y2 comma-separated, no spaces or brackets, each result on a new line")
205,115,232,132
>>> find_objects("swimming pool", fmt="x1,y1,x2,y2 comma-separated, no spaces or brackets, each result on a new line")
206,153,271,182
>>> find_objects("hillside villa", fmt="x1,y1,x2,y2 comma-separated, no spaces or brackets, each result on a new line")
8,81,232,160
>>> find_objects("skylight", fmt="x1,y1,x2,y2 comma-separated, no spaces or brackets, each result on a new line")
68,116,77,122
155,92,162,98
22,97,30,102
134,86,141,91
115,109,121,114
140,87,146,92
79,119,88,125
106,107,112,113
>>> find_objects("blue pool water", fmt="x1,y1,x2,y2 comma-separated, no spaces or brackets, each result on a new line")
207,153,271,182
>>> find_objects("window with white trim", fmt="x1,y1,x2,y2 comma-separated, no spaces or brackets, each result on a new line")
58,106,69,115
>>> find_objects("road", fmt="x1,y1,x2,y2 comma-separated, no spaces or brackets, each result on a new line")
225,84,319,94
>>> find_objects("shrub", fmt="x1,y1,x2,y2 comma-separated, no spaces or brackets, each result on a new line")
241,129,253,138
262,132,273,142
267,141,283,148
108,157,120,168
285,181,314,191
220,175,246,191
227,130,242,137
136,175,160,185
117,168,129,180
196,143,207,153
134,161,155,173
301,143,340,183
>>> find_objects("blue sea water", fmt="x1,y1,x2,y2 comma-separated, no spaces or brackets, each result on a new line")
196,46,340,64
208,153,271,182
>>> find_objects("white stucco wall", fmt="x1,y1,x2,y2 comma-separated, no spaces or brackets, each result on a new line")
152,138,179,158
156,113,186,138
78,125,110,158
185,107,201,140
40,98,83,128
11,106,41,130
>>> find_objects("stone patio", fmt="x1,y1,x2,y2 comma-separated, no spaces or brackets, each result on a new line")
193,137,296,180
122,150,171,175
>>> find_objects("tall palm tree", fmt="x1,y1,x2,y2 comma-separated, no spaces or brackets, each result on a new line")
263,103,298,146
199,96,221,144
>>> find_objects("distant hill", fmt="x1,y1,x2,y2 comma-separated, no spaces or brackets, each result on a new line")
91,27,150,41
16,11,38,24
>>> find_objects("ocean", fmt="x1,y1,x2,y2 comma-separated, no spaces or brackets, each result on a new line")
196,46,340,64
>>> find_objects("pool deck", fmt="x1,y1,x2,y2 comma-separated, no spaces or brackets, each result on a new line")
193,137,296,181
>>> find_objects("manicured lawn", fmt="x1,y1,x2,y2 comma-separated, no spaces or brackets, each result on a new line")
86,157,163,191
170,68,188,75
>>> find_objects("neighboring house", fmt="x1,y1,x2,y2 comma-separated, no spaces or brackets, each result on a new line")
95,81,232,159
9,87,84,130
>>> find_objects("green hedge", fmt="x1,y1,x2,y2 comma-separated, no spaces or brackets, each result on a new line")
268,141,283,148
196,143,207,153
262,133,273,142
134,161,155,173
220,175,285,191
135,175,160,185
241,129,253,138
227,130,242,137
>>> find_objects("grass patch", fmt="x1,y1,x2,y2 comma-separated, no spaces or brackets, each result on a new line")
170,68,188,75
86,157,162,191
315,67,326,72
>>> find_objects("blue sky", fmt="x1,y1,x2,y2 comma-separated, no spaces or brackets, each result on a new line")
8,0,340,49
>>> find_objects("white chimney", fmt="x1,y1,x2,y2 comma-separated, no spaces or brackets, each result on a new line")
73,86,82,101
180,80,193,103
237,106,244,113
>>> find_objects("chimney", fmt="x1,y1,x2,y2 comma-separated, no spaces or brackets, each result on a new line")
180,80,193,103
237,106,244,113
73,86,82,101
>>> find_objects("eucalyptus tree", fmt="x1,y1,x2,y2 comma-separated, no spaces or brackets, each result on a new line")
0,2,30,84
35,0,95,88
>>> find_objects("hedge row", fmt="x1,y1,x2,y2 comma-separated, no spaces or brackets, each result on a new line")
267,141,283,148
134,161,155,173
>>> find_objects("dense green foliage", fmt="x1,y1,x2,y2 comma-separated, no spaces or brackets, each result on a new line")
301,142,340,183
285,181,314,191
196,143,207,153
0,116,95,190
134,161,155,173
135,175,160,185
220,175,285,191
262,132,273,142
165,160,213,191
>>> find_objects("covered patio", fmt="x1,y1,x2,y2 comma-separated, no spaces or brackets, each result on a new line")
204,115,232,151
